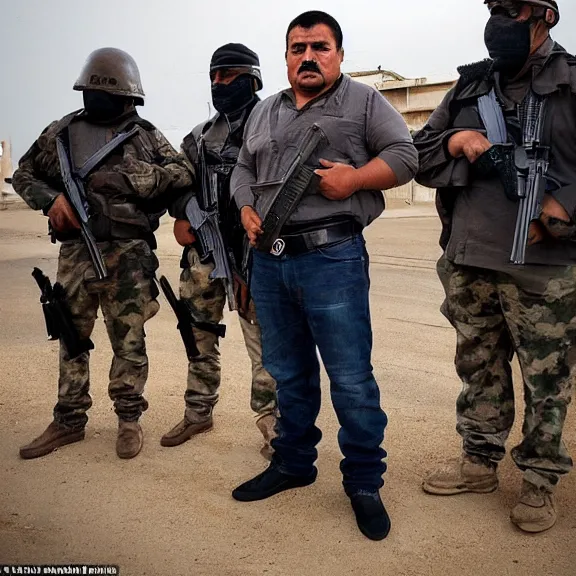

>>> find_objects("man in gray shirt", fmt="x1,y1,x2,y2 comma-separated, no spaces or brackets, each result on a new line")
230,10,418,541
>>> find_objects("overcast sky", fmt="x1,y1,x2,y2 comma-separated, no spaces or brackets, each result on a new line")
1,0,574,162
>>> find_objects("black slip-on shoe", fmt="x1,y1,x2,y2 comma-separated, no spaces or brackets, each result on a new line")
232,465,317,502
349,491,391,541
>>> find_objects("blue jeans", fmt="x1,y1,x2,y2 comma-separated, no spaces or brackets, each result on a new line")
250,234,388,493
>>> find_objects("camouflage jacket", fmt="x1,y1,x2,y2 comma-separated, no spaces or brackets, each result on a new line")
13,109,194,247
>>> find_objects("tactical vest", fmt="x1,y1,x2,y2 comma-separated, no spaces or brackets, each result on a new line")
58,111,163,247
181,104,256,271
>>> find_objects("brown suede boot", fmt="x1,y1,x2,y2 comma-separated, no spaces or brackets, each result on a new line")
256,414,277,461
19,421,85,460
116,420,143,459
160,417,213,448
422,454,498,495
510,480,557,533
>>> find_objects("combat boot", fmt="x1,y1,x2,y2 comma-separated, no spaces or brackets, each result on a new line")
510,480,556,533
116,420,143,459
256,414,277,461
19,421,85,459
422,453,498,495
160,417,213,447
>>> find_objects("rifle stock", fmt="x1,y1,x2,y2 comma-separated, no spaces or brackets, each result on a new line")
159,275,200,360
158,276,227,361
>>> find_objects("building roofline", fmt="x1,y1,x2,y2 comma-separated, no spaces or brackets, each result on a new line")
376,77,457,91
346,69,406,81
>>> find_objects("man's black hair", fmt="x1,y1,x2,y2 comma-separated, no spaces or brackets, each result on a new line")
286,11,343,50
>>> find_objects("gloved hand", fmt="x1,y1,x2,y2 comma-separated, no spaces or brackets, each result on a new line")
47,194,80,232
173,219,196,246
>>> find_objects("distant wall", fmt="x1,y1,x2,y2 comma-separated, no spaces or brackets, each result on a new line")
377,81,455,206
1,140,14,195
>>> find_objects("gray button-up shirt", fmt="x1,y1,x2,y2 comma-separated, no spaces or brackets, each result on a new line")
230,74,418,227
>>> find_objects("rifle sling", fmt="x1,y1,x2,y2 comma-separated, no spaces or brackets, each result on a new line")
75,125,141,180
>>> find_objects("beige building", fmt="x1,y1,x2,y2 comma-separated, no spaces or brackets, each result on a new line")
348,68,456,203
0,139,20,209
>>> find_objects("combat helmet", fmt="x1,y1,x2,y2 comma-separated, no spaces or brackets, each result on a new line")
484,0,560,26
73,47,145,105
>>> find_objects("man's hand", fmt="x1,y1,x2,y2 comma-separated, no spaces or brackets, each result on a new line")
48,194,80,233
315,159,358,200
241,206,263,246
527,220,546,246
538,193,573,240
173,219,196,246
526,196,571,245
447,131,492,163
541,194,571,225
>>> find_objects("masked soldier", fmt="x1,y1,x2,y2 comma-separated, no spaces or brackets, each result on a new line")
413,1,576,532
161,44,277,458
13,47,194,460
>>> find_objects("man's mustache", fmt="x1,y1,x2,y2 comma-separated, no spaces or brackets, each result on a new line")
298,60,321,74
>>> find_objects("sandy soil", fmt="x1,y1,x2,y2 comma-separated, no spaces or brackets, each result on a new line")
0,207,574,576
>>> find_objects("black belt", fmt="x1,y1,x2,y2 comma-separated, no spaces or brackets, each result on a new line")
268,220,362,257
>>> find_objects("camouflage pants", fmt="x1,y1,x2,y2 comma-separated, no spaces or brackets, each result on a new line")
54,239,159,429
438,256,576,489
179,246,277,424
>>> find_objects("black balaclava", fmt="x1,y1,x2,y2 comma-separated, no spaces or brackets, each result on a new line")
484,3,535,77
209,43,261,116
211,75,255,116
83,90,128,122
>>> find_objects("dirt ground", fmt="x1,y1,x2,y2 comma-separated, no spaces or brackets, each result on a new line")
0,206,574,576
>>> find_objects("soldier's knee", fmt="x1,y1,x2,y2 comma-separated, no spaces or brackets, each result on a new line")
144,298,160,322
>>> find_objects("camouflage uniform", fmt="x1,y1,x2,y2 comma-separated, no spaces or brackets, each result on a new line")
438,256,575,490
13,47,194,459
179,245,276,424
162,44,277,454
55,239,160,428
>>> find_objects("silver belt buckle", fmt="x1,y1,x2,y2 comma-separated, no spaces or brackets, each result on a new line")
270,238,286,256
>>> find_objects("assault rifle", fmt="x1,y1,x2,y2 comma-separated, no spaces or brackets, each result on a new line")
189,139,237,309
254,123,328,253
31,267,94,359
510,142,550,265
55,125,140,280
158,275,226,361
510,98,550,265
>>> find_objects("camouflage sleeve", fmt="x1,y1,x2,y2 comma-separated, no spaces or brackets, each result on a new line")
167,143,197,220
113,128,195,211
150,129,195,191
11,122,62,212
